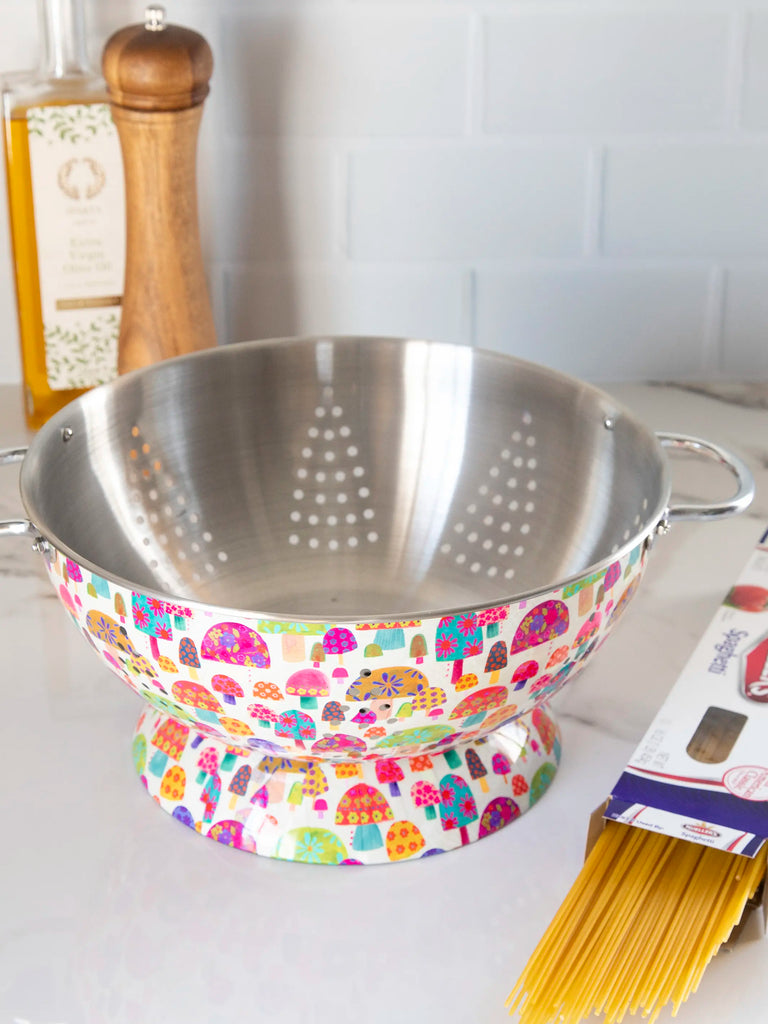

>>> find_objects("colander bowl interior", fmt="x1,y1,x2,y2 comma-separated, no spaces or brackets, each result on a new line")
21,336,668,619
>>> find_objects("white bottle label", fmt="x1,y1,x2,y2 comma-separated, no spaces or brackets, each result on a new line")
27,103,124,390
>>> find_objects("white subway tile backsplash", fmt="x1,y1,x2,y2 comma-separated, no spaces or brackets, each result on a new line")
1,1,768,386
348,147,587,260
220,11,469,137
475,267,710,381
484,13,730,135
722,268,768,376
217,142,340,261
603,146,768,258
224,264,470,346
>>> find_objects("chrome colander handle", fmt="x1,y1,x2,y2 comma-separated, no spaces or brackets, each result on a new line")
0,446,38,540
657,432,755,525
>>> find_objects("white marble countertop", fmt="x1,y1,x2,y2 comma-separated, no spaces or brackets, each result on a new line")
1,379,767,1024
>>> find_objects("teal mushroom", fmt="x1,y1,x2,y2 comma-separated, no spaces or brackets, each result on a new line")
438,773,478,846
335,783,394,852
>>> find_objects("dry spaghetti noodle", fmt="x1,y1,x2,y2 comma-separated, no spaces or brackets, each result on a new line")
506,821,767,1024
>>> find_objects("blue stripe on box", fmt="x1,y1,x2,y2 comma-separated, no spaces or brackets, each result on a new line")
611,771,768,838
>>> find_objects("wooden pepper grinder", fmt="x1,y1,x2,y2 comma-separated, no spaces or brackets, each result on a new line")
102,5,216,374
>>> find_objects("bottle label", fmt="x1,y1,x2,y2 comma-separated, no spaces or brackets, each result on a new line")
27,103,124,390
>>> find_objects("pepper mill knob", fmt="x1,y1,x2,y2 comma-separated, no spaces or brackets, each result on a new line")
102,10,216,374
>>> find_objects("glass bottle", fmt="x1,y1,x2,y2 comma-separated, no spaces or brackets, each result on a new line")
2,0,125,429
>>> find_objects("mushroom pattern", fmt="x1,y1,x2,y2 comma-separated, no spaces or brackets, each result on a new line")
311,733,366,758
363,642,383,658
200,770,222,824
148,718,190,776
409,754,433,772
131,593,173,660
438,773,478,846
345,672,383,703
572,611,602,655
532,706,558,755
310,642,326,667
351,706,377,727
476,604,509,639
218,717,255,747
248,702,279,729
455,672,479,692
211,674,244,706
409,634,428,664
366,666,427,700
375,758,404,796
465,748,489,793
321,700,347,730
484,640,508,686
257,618,327,665
448,685,508,728
157,655,178,675
512,659,539,691
196,746,219,784
207,820,255,852
509,599,569,655
301,763,329,817
201,622,270,669
386,820,425,861
64,558,82,582
252,680,283,702
512,774,529,797
322,626,357,675
479,703,520,735
132,732,147,776
172,805,195,829
285,668,331,710
435,613,484,685
228,764,252,809
171,680,224,725
114,592,126,622
87,573,110,600
530,762,557,805
411,685,447,718
160,765,186,801
491,751,512,783
335,783,394,852
374,724,454,753
364,725,387,740
178,637,201,680
334,761,364,781
546,646,569,669
276,827,347,865
411,779,441,820
274,709,316,750
478,796,520,837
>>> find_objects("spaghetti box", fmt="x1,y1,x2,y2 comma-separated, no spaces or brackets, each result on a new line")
591,524,768,935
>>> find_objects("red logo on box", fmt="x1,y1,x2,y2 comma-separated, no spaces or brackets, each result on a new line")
742,633,768,702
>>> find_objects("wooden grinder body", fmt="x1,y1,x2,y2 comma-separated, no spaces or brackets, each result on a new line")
102,12,216,374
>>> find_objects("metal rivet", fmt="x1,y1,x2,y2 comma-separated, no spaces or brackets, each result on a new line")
61,427,74,442
603,417,615,431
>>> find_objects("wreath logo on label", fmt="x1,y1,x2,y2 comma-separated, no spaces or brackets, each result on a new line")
57,156,106,200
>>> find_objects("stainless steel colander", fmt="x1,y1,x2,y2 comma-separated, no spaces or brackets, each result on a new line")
0,337,754,865
5,336,753,619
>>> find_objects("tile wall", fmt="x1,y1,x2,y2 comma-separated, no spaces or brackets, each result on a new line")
2,0,768,386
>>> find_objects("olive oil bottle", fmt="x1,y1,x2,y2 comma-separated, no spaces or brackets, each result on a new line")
2,0,125,429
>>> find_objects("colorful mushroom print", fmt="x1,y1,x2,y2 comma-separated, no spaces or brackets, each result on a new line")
478,796,520,837
178,637,201,680
276,827,347,865
201,622,270,669
132,593,173,660
386,820,425,861
335,783,394,852
438,773,478,846
435,613,483,685
285,668,331,710
509,599,569,655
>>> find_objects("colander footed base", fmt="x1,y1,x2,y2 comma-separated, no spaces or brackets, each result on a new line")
132,704,562,865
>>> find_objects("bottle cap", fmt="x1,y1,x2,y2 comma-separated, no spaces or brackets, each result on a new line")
102,6,213,112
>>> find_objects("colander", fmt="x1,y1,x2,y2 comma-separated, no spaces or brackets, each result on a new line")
0,337,753,865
